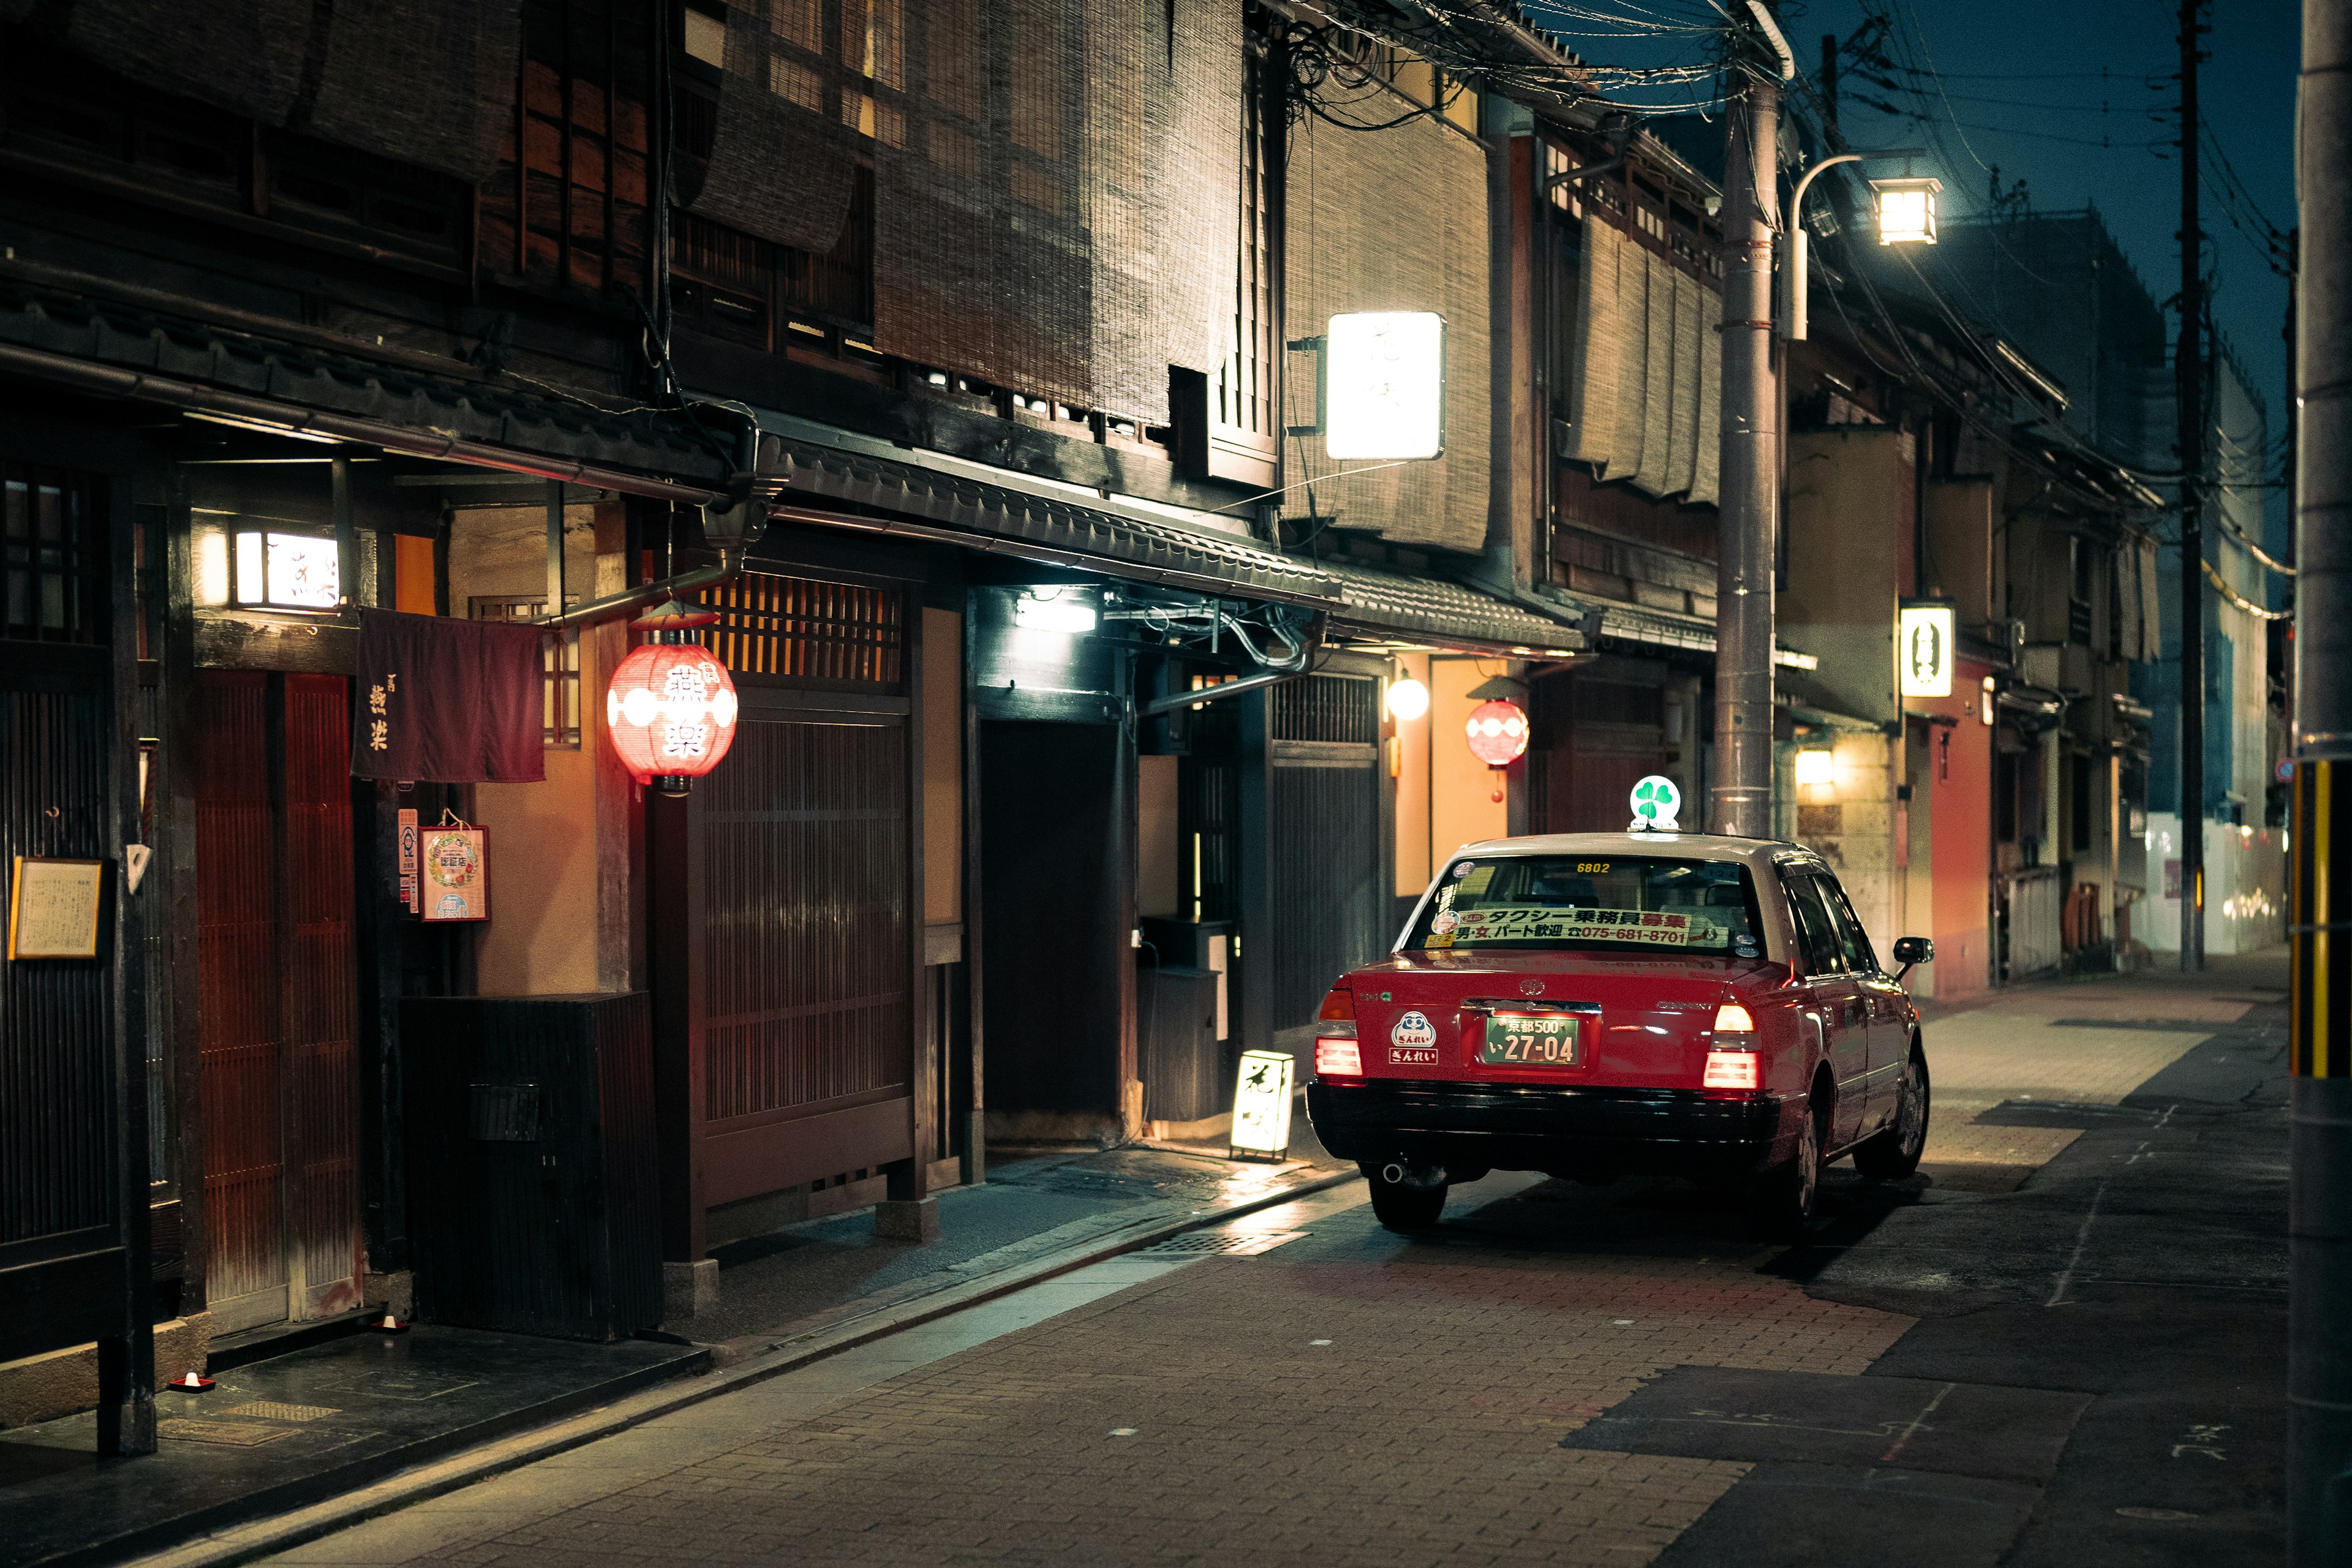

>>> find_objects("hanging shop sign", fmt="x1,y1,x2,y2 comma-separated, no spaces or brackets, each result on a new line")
7,856,104,960
1629,774,1683,832
419,820,488,923
1325,311,1446,460
1229,1049,1295,1161
1899,600,1955,699
605,598,739,794
1464,698,1530,767
350,608,548,784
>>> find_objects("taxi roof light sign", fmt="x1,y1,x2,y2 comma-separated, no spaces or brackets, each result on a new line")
1630,774,1681,833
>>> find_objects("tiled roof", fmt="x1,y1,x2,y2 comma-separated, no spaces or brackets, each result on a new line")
756,418,1343,609
0,275,729,483
756,413,1594,654
1316,559,1588,654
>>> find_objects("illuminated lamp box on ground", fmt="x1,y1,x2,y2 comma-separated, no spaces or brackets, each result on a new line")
401,993,660,1341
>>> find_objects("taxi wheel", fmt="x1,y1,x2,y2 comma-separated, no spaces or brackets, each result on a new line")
1855,1049,1931,1182
1363,1166,1447,1232
1745,1099,1823,1240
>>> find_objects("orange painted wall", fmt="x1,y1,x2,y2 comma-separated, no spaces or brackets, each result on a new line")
394,533,436,614
1913,657,1993,999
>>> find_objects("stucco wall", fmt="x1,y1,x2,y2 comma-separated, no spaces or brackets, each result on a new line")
1430,657,1509,863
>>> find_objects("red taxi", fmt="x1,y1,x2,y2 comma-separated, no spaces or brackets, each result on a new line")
1304,833,1934,1237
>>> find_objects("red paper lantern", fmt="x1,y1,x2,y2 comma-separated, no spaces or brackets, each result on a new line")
606,641,739,790
1464,698,1529,767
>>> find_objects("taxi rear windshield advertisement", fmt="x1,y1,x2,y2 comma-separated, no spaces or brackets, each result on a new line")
1414,856,1763,956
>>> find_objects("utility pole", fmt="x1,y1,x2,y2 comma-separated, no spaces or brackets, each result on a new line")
2176,0,2206,971
1712,2,1785,838
2290,9,2352,1562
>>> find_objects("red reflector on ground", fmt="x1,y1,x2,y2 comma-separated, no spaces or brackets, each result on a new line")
1316,1038,1363,1077
1703,1050,1759,1090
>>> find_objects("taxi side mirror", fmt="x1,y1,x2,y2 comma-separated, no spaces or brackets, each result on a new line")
1891,936,1934,981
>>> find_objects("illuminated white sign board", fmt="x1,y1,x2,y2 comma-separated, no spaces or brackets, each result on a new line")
1324,312,1445,460
233,530,340,610
1899,602,1955,698
1229,1049,1295,1161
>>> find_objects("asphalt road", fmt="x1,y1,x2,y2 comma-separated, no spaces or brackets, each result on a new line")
228,961,2287,1568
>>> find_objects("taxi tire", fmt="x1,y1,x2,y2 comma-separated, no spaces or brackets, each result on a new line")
1853,1049,1930,1182
1744,1098,1823,1240
1363,1166,1447,1232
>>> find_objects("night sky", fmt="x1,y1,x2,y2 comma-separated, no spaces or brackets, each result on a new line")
1534,1,2300,509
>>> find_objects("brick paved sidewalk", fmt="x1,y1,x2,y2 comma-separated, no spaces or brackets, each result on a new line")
679,1130,1352,1351
227,956,2285,1568
259,1193,1913,1568
1915,948,2284,1190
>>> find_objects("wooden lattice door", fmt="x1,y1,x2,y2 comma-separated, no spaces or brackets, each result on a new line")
194,671,362,1330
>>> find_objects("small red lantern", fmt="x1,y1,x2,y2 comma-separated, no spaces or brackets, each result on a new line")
605,598,739,793
1464,698,1529,767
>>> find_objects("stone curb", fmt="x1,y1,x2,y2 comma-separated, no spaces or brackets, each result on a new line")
129,1165,1363,1568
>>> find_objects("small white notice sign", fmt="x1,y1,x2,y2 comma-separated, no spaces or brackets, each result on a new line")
9,856,104,960
1230,1049,1295,1162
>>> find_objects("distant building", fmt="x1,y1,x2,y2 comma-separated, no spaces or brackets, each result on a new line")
1932,208,2285,955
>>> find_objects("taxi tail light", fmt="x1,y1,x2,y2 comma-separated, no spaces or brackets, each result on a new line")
1317,986,1355,1022
1712,1002,1756,1035
1703,1050,1760,1091
1315,1038,1365,1077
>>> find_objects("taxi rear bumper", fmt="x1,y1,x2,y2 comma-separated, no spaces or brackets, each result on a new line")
1306,1079,1801,1179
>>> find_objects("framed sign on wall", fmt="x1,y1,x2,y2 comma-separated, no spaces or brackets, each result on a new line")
420,825,489,923
8,856,105,960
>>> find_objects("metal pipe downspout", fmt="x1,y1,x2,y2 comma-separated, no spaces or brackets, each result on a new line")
529,552,740,631
1141,667,1303,718
0,339,729,508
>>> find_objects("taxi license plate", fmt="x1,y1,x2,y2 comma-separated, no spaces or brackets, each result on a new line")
1479,1013,1582,1066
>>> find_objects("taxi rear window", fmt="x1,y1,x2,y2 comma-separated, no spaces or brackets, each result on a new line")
1411,855,1764,956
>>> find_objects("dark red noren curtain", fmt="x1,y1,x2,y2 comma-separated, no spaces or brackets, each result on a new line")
350,608,546,783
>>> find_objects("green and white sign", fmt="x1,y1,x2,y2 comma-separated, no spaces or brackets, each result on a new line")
1629,774,1681,832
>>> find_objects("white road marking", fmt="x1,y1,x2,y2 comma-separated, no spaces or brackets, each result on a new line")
2047,1183,2108,1307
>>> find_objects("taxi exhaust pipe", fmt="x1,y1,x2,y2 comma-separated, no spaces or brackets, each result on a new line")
1381,1161,1448,1190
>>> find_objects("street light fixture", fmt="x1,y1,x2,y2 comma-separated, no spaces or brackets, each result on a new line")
1782,149,1931,341
1871,176,1943,246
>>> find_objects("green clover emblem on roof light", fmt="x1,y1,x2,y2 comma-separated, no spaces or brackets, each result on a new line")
1629,775,1681,831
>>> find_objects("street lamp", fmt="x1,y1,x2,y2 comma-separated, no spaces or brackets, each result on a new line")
1871,177,1942,246
1384,675,1430,722
1783,149,1931,341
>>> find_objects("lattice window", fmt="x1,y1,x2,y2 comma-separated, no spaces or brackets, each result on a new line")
469,595,582,747
1212,40,1278,463
2,463,107,646
698,571,903,684
1272,675,1379,745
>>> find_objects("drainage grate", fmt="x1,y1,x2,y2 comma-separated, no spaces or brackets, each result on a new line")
157,1419,296,1447
222,1401,339,1422
1140,1230,1305,1257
